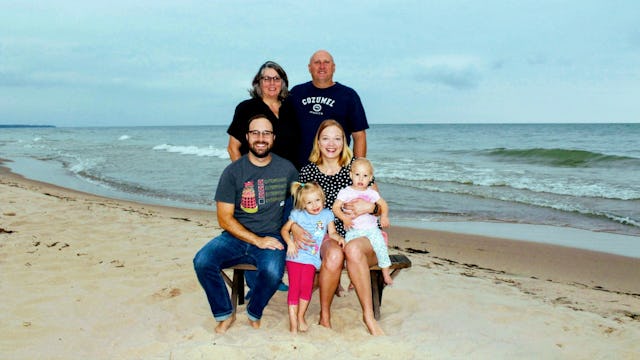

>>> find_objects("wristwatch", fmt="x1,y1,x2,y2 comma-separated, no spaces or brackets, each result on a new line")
371,202,379,215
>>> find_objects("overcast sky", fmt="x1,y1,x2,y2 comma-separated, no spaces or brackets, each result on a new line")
2,1,639,127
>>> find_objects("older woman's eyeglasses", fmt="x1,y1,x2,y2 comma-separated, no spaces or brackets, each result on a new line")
260,76,282,83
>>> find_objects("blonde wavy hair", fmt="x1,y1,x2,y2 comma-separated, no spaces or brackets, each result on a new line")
307,119,353,167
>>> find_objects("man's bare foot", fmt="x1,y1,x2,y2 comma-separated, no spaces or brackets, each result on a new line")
214,314,236,334
249,318,261,329
363,315,385,336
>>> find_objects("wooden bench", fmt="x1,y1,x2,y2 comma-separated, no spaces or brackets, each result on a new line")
221,254,412,320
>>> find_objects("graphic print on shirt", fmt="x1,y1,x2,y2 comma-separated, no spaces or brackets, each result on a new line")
240,181,258,213
301,96,335,116
240,178,284,214
311,220,325,255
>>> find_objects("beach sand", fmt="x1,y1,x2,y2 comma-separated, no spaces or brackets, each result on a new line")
1,165,639,359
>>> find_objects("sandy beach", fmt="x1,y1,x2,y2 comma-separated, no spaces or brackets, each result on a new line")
1,165,639,359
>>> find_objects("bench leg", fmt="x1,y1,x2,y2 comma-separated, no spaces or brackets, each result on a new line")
231,269,245,312
370,270,384,320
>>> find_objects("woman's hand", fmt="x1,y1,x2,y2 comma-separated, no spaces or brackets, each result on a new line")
342,198,376,217
291,222,314,250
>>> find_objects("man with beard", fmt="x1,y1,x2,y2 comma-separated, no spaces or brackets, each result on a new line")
194,115,298,333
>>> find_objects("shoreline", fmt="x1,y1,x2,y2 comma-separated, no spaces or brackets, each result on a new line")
2,162,639,358
2,162,639,295
3,156,638,256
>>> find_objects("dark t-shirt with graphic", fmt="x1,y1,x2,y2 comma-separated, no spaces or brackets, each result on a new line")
290,81,369,165
215,154,298,234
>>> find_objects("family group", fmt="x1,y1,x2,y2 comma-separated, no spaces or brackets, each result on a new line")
193,50,392,336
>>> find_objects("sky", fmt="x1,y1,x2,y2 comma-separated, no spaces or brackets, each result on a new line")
1,1,639,127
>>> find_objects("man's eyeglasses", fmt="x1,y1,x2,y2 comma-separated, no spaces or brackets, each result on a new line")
260,76,282,83
247,130,274,137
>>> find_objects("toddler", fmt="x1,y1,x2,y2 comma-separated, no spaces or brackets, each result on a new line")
332,158,392,284
281,181,344,333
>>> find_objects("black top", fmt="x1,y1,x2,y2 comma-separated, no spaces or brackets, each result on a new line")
227,97,301,169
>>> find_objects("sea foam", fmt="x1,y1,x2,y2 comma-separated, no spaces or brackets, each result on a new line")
153,144,229,159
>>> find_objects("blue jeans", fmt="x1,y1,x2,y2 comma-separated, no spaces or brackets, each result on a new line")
193,231,286,322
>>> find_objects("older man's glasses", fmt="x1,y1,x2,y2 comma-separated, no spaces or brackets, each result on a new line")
247,130,274,137
260,76,282,83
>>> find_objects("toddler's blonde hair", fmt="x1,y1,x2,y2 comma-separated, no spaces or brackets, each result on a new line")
290,181,326,210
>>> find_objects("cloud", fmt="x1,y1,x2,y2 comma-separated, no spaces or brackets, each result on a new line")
411,55,484,90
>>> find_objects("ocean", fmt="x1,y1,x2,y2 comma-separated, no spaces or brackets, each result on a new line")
1,123,639,238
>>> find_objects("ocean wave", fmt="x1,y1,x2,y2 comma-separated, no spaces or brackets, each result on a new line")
381,177,640,229
152,144,229,159
376,166,640,200
118,135,130,141
484,148,638,167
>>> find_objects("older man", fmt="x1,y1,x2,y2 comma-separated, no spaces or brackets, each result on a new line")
193,114,298,333
290,49,369,166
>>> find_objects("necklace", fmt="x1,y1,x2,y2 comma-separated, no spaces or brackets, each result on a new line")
319,163,341,176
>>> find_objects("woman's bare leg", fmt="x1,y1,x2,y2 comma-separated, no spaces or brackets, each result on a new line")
318,240,345,328
344,237,385,336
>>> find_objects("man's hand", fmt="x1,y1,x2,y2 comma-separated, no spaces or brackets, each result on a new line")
255,236,285,250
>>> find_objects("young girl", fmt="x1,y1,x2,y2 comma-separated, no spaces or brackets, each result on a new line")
332,158,393,285
281,181,344,333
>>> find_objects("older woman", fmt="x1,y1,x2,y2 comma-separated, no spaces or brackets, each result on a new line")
227,61,300,295
294,120,383,335
226,61,301,169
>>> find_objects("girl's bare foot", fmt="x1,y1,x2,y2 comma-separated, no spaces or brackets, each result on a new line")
288,305,298,333
214,314,236,334
298,317,309,332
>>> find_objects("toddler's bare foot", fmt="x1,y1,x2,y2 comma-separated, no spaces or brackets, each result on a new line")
288,306,298,333
214,314,236,334
382,269,393,285
298,317,309,332
383,274,394,285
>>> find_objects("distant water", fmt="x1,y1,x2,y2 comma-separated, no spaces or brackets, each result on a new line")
1,123,639,237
